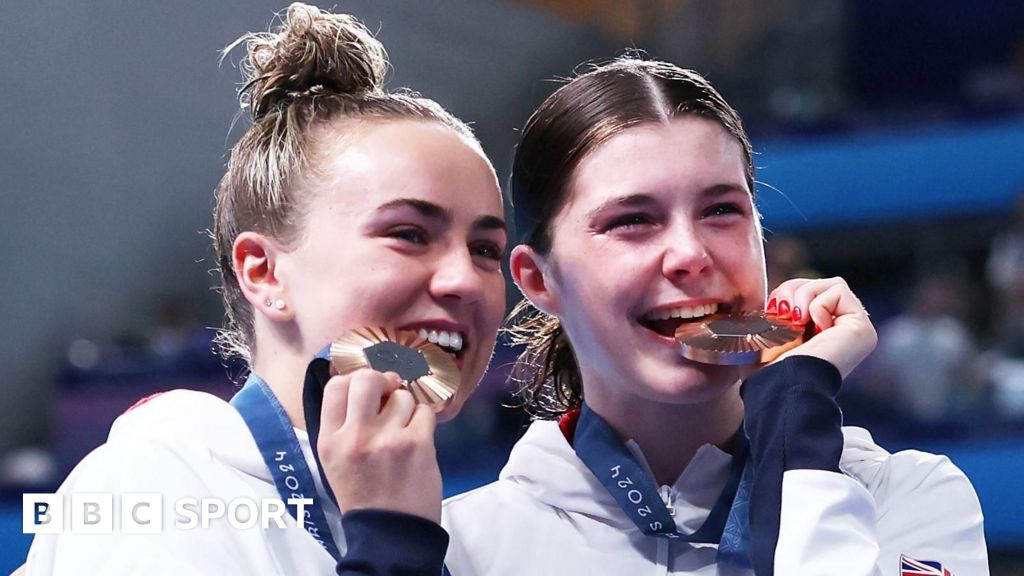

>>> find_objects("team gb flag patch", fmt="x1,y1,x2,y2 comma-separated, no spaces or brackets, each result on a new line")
900,554,952,576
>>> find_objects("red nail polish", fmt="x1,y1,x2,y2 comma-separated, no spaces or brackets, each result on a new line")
792,307,802,322
814,324,823,334
767,298,777,313
778,300,791,317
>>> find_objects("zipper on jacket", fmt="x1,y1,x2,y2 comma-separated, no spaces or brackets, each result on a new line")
659,485,675,517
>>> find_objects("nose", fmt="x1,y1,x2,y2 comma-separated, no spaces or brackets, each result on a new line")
430,246,485,303
662,222,712,280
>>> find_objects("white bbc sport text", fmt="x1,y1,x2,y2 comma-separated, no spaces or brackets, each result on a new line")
23,493,312,533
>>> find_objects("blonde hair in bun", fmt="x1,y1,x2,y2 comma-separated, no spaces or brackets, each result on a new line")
233,2,388,119
213,3,477,362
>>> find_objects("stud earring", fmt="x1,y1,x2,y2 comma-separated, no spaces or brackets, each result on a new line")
265,298,273,308
274,299,286,310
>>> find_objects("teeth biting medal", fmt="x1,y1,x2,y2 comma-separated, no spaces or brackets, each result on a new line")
674,312,809,366
329,326,461,412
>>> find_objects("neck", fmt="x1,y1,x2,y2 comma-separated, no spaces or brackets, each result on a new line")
250,336,310,431
585,384,744,486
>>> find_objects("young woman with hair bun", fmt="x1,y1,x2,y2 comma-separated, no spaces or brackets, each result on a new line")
442,57,988,575
26,4,506,574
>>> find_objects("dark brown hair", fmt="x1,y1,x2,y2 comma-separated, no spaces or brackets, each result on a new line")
213,3,476,362
508,56,754,419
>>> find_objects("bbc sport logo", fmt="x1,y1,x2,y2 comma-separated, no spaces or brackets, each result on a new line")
23,493,313,534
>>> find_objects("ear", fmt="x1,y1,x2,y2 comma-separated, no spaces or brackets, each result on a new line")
232,231,292,320
510,244,561,316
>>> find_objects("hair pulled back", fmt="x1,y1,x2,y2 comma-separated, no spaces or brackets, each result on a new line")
507,56,754,419
213,3,475,362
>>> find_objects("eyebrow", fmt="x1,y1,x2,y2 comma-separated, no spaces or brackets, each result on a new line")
376,198,507,234
377,198,451,224
585,194,659,221
473,215,507,234
702,183,750,198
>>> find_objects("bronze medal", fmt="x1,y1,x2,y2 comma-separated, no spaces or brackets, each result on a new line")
329,326,460,412
674,312,808,366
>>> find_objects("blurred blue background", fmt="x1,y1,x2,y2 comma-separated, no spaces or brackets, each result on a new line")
3,0,1024,572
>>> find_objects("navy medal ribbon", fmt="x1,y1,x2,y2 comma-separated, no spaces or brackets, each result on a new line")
573,403,752,568
231,367,342,562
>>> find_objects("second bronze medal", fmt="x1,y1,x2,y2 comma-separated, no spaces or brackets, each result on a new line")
329,326,461,412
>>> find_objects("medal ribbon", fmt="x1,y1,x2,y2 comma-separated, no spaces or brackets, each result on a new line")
231,372,342,562
573,403,752,567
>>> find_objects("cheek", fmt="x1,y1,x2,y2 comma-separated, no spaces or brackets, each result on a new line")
556,272,625,343
316,264,415,327
715,227,763,266
727,236,767,303
482,276,506,329
547,237,644,327
747,236,767,286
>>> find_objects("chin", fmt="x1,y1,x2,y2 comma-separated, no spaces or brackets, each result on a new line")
641,363,743,405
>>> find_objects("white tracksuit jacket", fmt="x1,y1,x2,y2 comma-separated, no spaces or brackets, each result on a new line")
25,383,449,576
443,358,989,576
25,390,342,575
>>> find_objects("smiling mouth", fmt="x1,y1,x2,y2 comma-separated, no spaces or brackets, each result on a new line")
639,302,724,337
416,328,467,359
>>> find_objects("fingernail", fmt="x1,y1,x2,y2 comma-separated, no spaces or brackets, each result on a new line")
792,307,802,322
767,298,777,313
814,324,823,334
778,300,791,317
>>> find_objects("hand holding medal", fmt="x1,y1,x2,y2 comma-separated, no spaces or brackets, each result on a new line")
328,326,462,412
676,278,877,379
318,326,456,524
760,277,876,379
